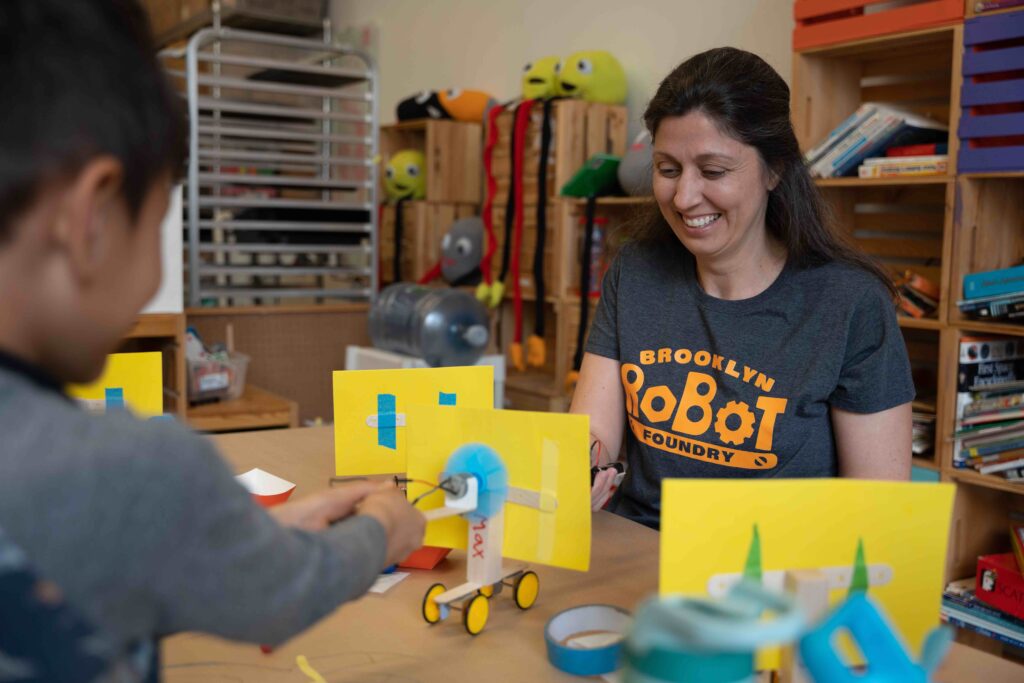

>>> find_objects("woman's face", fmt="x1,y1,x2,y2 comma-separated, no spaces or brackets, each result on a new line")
652,111,776,264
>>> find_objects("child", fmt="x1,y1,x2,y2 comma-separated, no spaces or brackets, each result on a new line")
0,1,425,680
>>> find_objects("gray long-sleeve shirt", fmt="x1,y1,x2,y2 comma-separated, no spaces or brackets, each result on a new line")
0,360,387,653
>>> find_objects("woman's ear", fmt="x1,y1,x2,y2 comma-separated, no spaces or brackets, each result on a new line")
55,156,124,283
766,164,782,192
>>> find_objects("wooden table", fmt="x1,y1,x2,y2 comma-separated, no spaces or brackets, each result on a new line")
162,427,1024,682
186,385,299,433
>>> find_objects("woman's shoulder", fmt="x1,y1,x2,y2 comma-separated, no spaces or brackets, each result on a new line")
612,238,687,273
791,259,892,305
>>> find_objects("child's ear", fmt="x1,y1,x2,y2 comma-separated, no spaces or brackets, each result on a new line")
56,156,124,282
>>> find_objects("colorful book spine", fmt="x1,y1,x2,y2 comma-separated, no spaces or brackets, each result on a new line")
975,0,1024,12
810,111,895,178
980,456,1024,474
964,264,1024,301
828,116,903,178
886,143,949,157
959,293,1024,319
804,103,877,167
965,393,1024,417
941,609,1024,649
858,156,948,178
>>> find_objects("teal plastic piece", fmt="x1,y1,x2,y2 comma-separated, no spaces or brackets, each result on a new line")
442,443,508,521
799,593,952,683
559,153,621,198
623,581,804,683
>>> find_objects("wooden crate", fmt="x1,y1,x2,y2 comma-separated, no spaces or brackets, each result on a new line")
793,0,963,52
489,204,560,302
821,182,954,320
958,11,1024,173
949,177,1024,323
380,120,482,204
554,299,598,391
379,201,477,283
490,100,627,206
792,25,962,167
554,199,640,300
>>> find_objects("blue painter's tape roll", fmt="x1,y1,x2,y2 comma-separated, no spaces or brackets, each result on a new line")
544,604,632,677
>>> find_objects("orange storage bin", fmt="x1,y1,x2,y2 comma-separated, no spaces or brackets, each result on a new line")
793,0,963,51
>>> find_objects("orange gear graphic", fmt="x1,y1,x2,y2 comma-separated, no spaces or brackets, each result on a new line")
714,400,755,446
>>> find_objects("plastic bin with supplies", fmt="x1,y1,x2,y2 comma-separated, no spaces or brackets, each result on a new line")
187,352,250,404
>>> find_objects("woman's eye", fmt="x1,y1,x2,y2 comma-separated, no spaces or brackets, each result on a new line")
702,168,726,179
656,166,679,177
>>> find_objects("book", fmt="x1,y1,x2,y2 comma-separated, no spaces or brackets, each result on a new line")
886,143,948,157
964,263,1024,301
942,607,1024,649
959,292,1024,319
954,337,1024,466
803,103,878,168
858,156,948,178
961,409,1024,427
975,0,1024,12
979,456,1024,474
812,105,947,178
965,393,1024,418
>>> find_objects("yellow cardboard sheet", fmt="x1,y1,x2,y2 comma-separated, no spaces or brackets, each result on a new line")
67,352,163,417
333,366,492,476
661,479,955,668
406,406,591,572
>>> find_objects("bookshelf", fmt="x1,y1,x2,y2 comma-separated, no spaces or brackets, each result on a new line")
792,1,1024,664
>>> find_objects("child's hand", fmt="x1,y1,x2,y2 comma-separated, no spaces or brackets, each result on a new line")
357,485,426,566
269,481,381,531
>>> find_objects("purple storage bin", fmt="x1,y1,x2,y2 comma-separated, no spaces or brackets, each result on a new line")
959,11,1024,173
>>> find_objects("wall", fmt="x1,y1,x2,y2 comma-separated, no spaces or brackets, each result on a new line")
331,0,794,139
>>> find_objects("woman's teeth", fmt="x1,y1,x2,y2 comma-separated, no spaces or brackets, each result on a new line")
683,214,721,228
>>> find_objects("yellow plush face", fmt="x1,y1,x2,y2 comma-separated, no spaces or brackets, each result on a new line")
558,51,627,105
384,149,426,200
522,56,561,100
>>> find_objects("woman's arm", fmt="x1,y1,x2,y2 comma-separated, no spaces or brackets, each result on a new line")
831,402,912,480
570,352,627,508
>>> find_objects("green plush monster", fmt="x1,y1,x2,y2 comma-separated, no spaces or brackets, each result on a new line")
521,56,561,100
558,51,627,104
384,149,426,201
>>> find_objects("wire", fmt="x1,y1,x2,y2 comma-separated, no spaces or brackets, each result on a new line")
411,483,444,507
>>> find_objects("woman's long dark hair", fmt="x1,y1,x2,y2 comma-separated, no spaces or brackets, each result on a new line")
632,47,896,297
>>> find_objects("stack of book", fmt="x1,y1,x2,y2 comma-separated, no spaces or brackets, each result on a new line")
912,400,936,456
954,337,1024,477
959,263,1024,323
942,577,1024,650
897,270,940,319
858,154,948,178
804,103,948,179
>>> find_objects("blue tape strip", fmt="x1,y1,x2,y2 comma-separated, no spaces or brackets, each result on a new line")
377,394,397,449
438,392,457,406
104,388,125,411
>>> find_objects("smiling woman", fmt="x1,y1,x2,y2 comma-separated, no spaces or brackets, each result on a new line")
570,48,914,530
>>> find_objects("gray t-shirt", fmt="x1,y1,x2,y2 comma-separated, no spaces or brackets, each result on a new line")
0,358,387,662
586,240,914,529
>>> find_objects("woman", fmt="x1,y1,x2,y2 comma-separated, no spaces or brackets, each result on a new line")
573,48,913,529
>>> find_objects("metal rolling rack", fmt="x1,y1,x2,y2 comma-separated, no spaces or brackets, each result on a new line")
163,18,378,306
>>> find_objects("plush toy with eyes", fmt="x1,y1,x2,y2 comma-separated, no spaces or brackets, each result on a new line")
522,56,561,100
417,216,484,287
558,51,627,105
440,217,484,285
384,149,426,201
397,89,496,123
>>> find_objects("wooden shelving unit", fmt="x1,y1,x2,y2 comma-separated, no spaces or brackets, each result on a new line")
120,312,186,416
793,1,1024,665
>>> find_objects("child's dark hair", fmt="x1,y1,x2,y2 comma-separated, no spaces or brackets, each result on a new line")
0,0,186,242
634,47,896,297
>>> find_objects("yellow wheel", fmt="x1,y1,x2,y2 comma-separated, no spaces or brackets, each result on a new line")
513,570,539,610
463,593,489,636
422,582,446,624
479,584,495,597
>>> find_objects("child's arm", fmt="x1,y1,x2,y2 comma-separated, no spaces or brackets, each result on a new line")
135,429,416,645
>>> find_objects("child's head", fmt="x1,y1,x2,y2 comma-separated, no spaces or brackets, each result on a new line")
0,0,185,383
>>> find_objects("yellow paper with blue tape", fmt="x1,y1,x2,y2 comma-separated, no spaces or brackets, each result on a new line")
333,366,493,476
67,352,163,417
406,405,591,572
660,479,955,669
